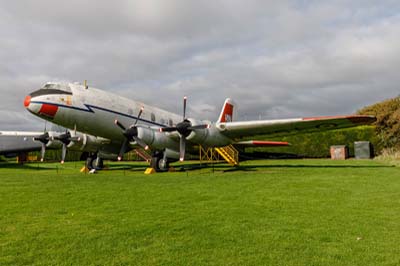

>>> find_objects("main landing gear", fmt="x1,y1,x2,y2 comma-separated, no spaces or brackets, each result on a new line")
150,151,170,172
84,153,104,170
82,151,170,172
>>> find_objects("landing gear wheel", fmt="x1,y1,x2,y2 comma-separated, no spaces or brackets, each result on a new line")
151,152,169,172
85,153,104,170
158,158,169,172
85,157,95,170
92,157,104,170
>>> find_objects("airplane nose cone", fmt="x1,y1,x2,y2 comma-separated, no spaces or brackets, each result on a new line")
24,95,31,108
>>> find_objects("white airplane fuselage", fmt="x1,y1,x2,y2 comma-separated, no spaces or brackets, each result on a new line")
24,82,226,164
26,83,185,143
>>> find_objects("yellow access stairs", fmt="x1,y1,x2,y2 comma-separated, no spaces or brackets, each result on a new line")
133,148,152,162
215,145,239,166
200,144,239,166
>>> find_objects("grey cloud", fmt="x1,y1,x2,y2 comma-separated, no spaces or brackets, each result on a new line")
1,1,400,130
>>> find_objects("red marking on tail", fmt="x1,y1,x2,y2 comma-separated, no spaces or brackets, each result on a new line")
218,99,234,122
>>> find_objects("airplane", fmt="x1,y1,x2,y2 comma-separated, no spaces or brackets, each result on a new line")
23,82,376,171
0,127,122,169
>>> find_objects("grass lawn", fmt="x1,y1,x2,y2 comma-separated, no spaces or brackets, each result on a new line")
1,159,400,265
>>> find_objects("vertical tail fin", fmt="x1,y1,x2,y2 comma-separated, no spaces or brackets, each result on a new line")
218,98,235,123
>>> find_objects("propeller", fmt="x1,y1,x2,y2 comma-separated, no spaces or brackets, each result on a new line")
159,96,210,161
52,131,81,164
33,132,50,162
115,106,148,161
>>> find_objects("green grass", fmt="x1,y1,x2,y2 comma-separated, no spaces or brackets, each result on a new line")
1,159,400,266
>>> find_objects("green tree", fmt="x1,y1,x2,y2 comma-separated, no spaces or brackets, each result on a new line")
358,96,400,149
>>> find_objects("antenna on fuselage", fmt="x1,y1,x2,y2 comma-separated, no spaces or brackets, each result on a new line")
84,80,88,89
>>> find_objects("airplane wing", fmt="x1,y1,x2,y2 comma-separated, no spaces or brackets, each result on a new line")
217,115,376,139
0,131,43,155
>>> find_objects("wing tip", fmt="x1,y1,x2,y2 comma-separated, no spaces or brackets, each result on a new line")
303,115,376,124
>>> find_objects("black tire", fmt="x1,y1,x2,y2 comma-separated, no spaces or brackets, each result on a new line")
157,158,169,172
151,153,169,172
85,157,95,170
93,157,104,170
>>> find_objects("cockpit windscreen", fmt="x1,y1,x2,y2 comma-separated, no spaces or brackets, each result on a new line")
30,83,73,97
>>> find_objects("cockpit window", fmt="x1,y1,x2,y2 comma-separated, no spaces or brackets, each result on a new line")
30,83,73,97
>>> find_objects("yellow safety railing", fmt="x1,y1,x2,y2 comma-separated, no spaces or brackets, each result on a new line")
200,144,239,166
215,145,239,166
199,145,222,163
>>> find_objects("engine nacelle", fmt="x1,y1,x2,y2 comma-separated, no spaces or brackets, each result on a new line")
137,126,178,150
164,148,180,161
66,132,111,152
186,120,232,147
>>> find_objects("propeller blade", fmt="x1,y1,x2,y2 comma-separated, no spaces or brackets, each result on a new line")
61,144,67,164
34,131,50,162
115,118,149,154
118,139,128,161
134,106,144,126
132,136,149,150
179,137,186,162
114,119,126,131
40,143,46,162
183,96,187,120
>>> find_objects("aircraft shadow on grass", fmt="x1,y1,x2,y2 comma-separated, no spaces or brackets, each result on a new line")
176,161,395,173
0,161,394,173
0,162,56,170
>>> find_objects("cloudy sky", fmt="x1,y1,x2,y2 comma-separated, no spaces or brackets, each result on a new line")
1,0,399,130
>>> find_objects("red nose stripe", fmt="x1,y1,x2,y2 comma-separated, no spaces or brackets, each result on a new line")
39,104,58,117
24,96,31,107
